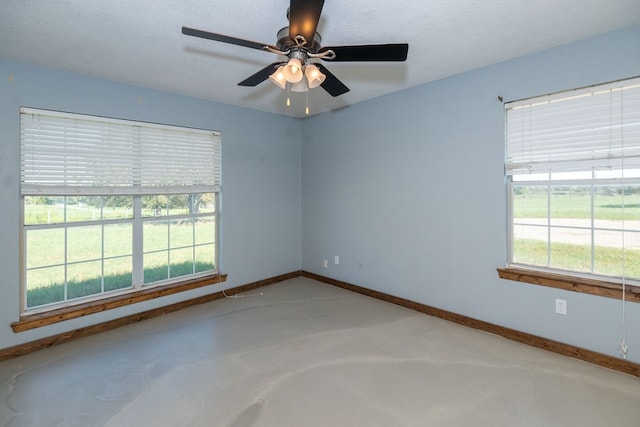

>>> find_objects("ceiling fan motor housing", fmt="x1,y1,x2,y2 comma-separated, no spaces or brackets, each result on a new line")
276,27,322,52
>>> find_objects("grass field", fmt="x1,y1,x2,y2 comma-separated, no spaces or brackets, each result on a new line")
25,210,216,308
512,190,640,279
513,239,640,278
513,191,640,220
26,260,214,308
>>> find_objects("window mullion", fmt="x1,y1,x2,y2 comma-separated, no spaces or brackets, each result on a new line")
64,197,69,302
132,195,143,288
590,183,595,274
546,183,551,267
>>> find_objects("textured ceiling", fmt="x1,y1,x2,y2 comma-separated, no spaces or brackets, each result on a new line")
1,0,639,118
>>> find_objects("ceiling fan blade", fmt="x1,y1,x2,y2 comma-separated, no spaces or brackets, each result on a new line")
238,62,285,86
182,26,277,52
315,64,349,97
320,44,409,61
288,0,324,49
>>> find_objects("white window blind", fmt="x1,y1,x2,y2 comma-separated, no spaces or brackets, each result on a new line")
20,108,221,195
505,77,640,175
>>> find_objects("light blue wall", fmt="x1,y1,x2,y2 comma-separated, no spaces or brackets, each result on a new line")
301,25,640,363
0,59,302,349
2,25,639,363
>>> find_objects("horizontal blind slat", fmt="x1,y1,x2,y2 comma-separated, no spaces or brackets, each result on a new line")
505,77,640,175
20,108,221,195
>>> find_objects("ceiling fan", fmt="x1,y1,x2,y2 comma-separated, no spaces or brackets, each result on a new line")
181,0,409,98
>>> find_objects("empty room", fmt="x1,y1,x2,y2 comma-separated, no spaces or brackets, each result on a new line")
1,1,640,425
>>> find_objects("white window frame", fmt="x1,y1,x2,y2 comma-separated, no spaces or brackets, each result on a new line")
20,108,222,313
504,77,640,285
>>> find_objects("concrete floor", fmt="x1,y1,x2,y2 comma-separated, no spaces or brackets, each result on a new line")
1,277,639,426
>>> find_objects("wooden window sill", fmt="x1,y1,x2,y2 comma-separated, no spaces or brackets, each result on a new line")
497,267,640,303
12,273,227,333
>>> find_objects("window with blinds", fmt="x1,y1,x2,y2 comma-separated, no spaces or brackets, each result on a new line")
504,77,640,282
20,108,222,311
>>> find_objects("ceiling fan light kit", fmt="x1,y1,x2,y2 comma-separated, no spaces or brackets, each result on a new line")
305,64,325,89
269,66,287,89
182,0,409,113
290,79,310,93
283,57,304,83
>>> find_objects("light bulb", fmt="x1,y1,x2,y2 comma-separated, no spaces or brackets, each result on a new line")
269,66,287,90
283,58,304,83
305,105,309,115
304,64,326,89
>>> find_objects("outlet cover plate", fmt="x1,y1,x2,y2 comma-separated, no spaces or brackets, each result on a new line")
555,298,567,315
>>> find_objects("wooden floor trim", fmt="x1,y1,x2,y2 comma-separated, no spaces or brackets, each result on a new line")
0,271,301,362
4,269,638,378
301,271,640,378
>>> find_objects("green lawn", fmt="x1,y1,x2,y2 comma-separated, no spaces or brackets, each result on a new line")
24,203,134,225
25,221,215,308
514,238,640,278
513,189,640,279
513,192,640,220
26,260,214,307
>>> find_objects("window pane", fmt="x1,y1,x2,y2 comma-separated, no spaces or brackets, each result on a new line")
170,220,193,248
195,218,215,245
168,194,190,216
142,195,168,218
144,251,168,284
102,196,133,220
513,224,547,244
595,185,640,230
68,226,102,262
104,256,132,292
170,248,193,279
104,223,132,258
198,193,216,214
26,266,65,307
144,220,168,252
595,169,640,179
195,244,215,272
67,260,102,299
66,197,100,223
550,186,590,225
513,234,548,266
24,196,64,225
623,185,640,230
594,230,624,277
513,186,548,220
550,171,592,180
512,173,549,182
550,228,591,272
595,186,623,226
26,228,65,268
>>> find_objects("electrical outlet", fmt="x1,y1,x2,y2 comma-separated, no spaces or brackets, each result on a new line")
334,255,339,265
555,298,567,315
323,259,328,268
